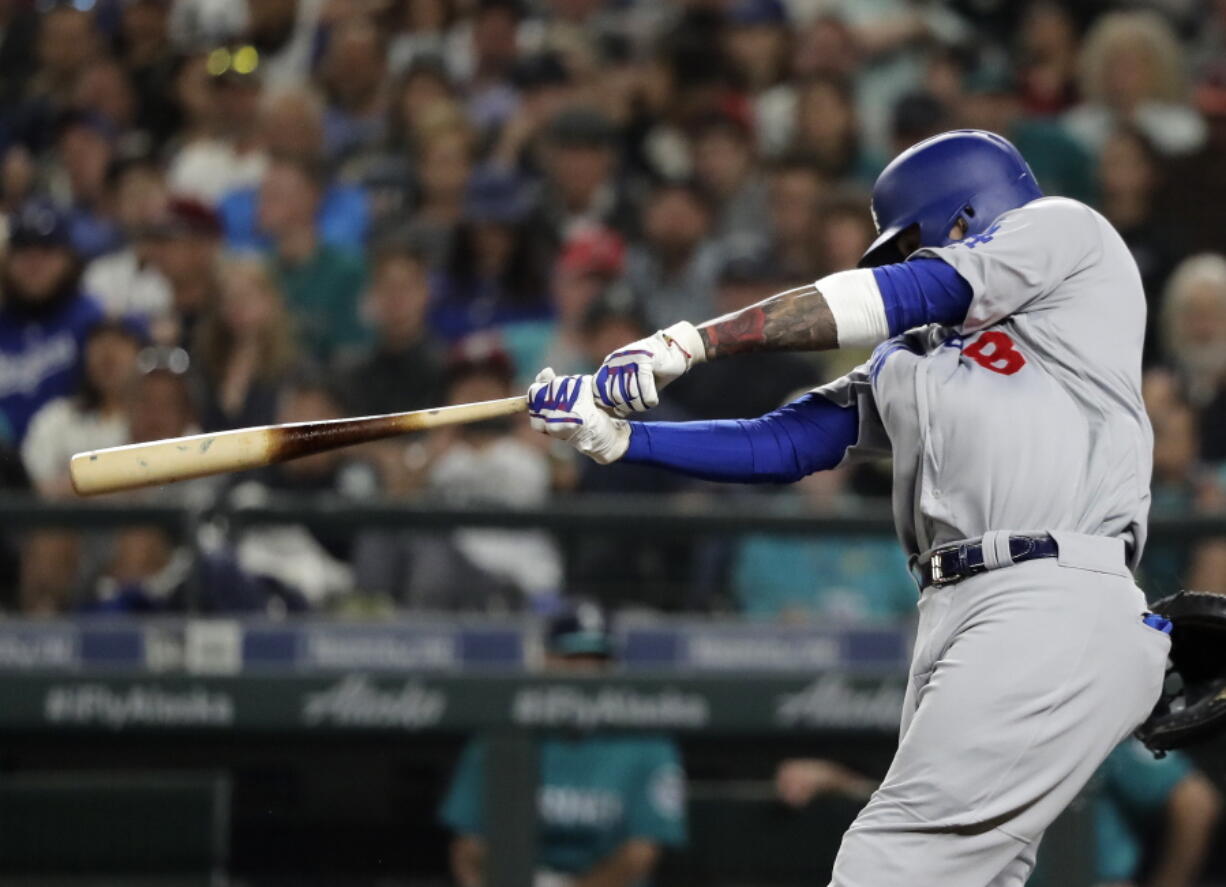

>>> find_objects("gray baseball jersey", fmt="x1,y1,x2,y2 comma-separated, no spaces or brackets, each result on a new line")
815,197,1167,887
817,197,1153,569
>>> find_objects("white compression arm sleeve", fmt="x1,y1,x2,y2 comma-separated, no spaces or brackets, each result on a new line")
818,269,889,348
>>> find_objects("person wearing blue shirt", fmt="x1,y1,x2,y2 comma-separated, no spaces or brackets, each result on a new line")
216,171,369,253
0,200,104,444
440,602,687,887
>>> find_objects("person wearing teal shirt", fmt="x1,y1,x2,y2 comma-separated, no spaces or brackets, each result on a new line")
255,155,371,362
440,603,687,887
1090,739,1219,887
733,466,916,624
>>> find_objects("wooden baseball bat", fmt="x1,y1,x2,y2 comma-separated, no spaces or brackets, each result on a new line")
69,395,529,497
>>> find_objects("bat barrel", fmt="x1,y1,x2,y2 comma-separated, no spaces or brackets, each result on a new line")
69,396,529,497
70,428,276,496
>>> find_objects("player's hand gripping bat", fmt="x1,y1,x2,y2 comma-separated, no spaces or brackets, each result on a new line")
69,396,529,496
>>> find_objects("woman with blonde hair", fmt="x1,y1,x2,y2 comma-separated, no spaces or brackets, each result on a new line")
193,253,298,431
1064,9,1206,155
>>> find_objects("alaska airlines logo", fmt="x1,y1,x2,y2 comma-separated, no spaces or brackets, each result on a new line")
776,676,904,729
301,676,446,728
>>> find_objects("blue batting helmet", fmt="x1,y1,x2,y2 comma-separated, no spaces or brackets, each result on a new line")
859,130,1043,268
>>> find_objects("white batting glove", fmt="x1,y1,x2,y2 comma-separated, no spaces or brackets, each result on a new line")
528,369,631,464
593,321,706,417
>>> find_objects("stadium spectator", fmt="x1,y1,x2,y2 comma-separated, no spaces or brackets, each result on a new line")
441,601,686,887
0,200,103,444
385,56,461,156
217,87,370,251
511,224,626,383
319,16,389,167
230,373,378,606
690,112,769,247
425,336,560,602
724,0,790,105
165,45,268,205
790,76,883,186
464,0,523,134
71,58,145,156
887,89,951,158
234,0,323,90
143,196,224,346
254,154,369,360
21,318,143,499
763,155,826,281
385,0,464,78
400,106,476,264
492,53,574,175
957,65,1095,204
193,253,297,432
117,0,179,150
0,0,36,111
1158,253,1226,461
81,159,173,321
1138,373,1220,599
335,236,444,418
1064,10,1207,157
525,106,636,255
80,493,309,613
624,180,722,329
1096,128,1178,363
429,167,551,341
812,190,877,279
18,529,81,615
1014,1,1081,116
353,336,560,609
54,110,122,260
15,3,101,153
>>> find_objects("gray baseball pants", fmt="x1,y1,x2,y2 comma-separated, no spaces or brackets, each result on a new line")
828,532,1170,887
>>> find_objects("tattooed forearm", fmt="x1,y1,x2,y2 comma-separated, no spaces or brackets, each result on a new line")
697,284,838,359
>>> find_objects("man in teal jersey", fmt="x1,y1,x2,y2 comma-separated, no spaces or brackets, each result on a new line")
1089,739,1219,887
439,602,687,887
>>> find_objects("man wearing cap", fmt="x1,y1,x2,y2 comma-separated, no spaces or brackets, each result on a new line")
0,200,104,443
440,602,686,887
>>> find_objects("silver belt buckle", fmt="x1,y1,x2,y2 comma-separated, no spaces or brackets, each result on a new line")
928,552,953,587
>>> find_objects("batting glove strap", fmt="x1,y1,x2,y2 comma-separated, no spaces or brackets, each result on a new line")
528,369,631,464
594,321,706,417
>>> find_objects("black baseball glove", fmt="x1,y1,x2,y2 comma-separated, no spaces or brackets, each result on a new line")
1135,591,1226,757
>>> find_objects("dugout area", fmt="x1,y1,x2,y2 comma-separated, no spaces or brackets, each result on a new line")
0,711,1222,885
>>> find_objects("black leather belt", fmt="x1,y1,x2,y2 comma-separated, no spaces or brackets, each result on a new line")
920,534,1059,589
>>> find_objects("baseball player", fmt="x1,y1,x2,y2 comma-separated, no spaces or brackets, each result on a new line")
526,130,1172,886
440,601,686,887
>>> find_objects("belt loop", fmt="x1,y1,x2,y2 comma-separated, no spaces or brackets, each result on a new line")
981,530,1013,570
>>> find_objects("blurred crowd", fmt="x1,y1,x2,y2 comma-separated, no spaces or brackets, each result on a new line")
2,0,1226,618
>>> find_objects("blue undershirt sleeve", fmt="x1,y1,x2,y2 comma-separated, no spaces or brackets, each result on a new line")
621,393,859,484
872,257,973,334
